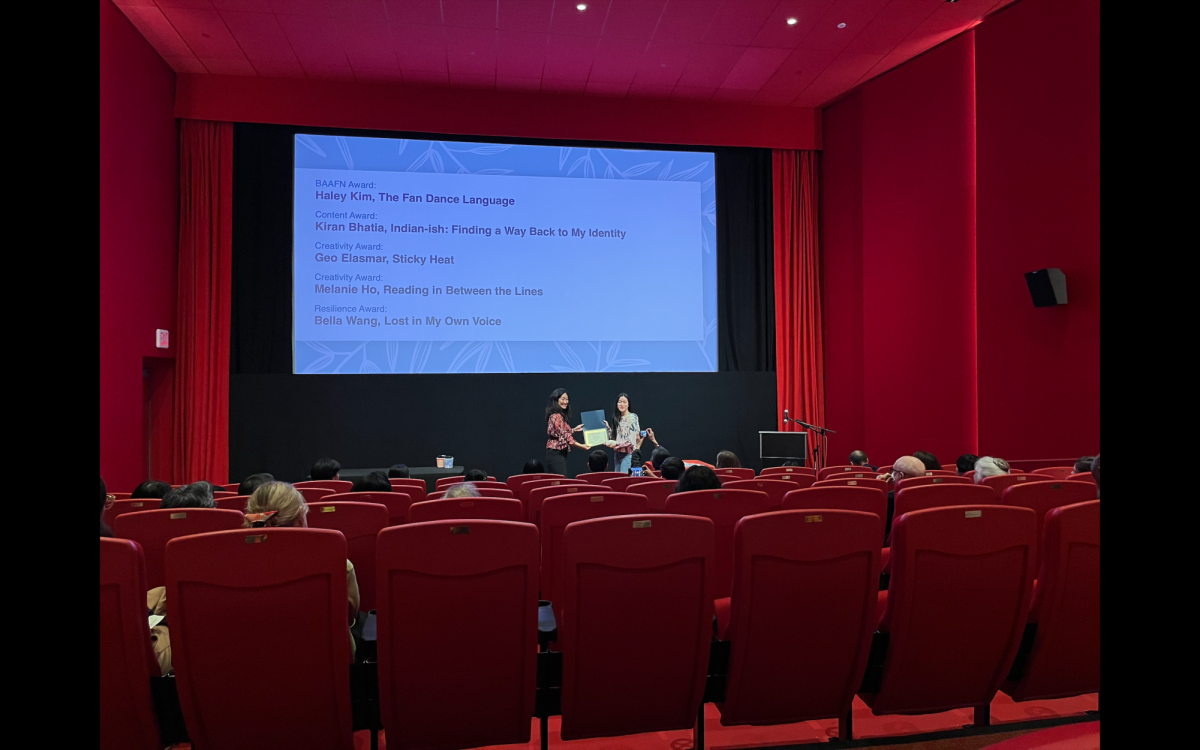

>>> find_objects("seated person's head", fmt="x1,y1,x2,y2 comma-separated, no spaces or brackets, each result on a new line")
522,459,545,474
956,453,979,475
237,473,274,497
1073,455,1094,474
849,450,869,466
890,456,927,482
649,446,672,471
658,456,686,481
245,482,307,527
160,482,216,510
715,451,740,469
913,451,941,471
675,465,722,493
587,450,609,472
464,469,488,482
973,456,1010,483
310,457,341,481
131,480,171,499
782,459,802,467
445,482,481,499
1090,453,1100,490
388,463,409,479
351,471,392,493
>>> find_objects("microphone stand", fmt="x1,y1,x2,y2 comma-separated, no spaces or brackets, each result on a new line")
782,414,837,472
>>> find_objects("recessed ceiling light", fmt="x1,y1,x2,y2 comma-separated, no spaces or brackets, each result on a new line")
837,22,847,29
577,3,587,10
787,18,798,26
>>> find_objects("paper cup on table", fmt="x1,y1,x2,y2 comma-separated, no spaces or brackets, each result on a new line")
436,457,445,468
444,456,454,469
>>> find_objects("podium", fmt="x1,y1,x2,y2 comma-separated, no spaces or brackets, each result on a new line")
759,431,807,469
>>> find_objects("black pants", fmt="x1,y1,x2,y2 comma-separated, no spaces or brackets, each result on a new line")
545,448,569,476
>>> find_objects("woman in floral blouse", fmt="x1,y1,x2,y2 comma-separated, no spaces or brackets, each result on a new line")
545,388,586,475
607,393,640,473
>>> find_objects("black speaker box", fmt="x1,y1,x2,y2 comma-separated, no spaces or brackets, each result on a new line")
1024,268,1068,307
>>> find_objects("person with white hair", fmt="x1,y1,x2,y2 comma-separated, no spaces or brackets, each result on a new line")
877,456,928,543
444,482,481,499
973,456,1010,483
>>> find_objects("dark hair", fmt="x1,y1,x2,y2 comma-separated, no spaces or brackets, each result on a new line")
522,459,545,474
956,453,979,475
310,457,341,480
715,451,740,469
131,480,171,499
545,388,571,424
161,482,216,510
611,392,631,439
1090,453,1100,490
782,459,802,467
658,456,686,480
464,469,488,482
237,473,274,497
100,477,113,537
388,463,409,478
849,450,869,466
913,451,941,471
676,465,721,493
351,471,392,493
587,450,609,472
1073,455,1094,474
649,446,672,470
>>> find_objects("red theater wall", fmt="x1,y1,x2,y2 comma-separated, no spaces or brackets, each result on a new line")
100,0,179,491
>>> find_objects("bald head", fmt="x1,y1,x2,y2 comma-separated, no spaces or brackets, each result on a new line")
892,456,926,478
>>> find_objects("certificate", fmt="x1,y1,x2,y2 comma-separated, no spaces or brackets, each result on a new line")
580,410,608,448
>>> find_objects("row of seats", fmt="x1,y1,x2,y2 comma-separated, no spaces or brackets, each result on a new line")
101,500,1099,750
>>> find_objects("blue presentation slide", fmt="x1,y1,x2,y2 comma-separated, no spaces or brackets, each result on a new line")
293,134,717,374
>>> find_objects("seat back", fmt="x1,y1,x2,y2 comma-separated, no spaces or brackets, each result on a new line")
1003,501,1100,701
559,515,714,741
408,497,526,523
526,483,592,525
428,487,516,500
720,479,798,509
926,470,958,476
892,484,997,538
294,480,353,493
541,492,649,625
664,489,772,599
112,508,246,590
1030,467,1076,480
464,480,510,491
601,475,656,492
165,528,353,750
435,476,465,490
103,498,159,530
296,486,336,503
768,473,817,489
578,471,627,485
782,486,888,533
1002,481,1098,573
869,506,1036,715
982,473,1051,498
211,491,237,499
818,465,865,480
305,502,389,611
214,494,250,512
388,477,428,498
517,477,586,512
625,479,677,510
324,491,411,527
714,467,755,481
760,466,815,477
1066,472,1096,484
376,521,539,750
100,539,160,750
109,492,134,499
719,510,882,726
894,475,973,492
814,477,888,493
505,473,563,494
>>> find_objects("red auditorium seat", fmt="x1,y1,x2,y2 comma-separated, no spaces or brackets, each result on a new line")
427,487,516,501
109,492,133,499
1031,466,1076,480
814,477,889,493
558,514,714,741
625,478,677,510
103,498,159,530
893,484,997,523
462,480,509,491
894,475,973,492
716,510,881,736
408,497,525,523
862,505,1037,721
1002,481,1097,568
760,466,815,477
721,478,798,509
540,491,649,630
295,486,336,503
664,489,771,599
714,467,755,481
927,470,959,476
769,472,817,488
782,487,888,528
505,472,562,494
376,521,539,750
982,473,1051,498
294,479,353,493
516,477,586,512
211,491,237,499
100,538,160,750
982,721,1099,750
323,491,411,527
112,508,245,589
877,465,894,474
388,477,427,496
165,528,354,750
221,484,241,493
526,483,592,525
578,471,627,485
1067,472,1097,484
214,494,250,512
436,476,465,490
601,475,656,492
1002,501,1100,702
305,501,389,612
818,465,867,480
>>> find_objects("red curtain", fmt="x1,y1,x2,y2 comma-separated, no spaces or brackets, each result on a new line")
173,120,233,484
773,150,825,465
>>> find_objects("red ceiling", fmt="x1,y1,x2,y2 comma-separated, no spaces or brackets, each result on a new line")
114,0,1018,109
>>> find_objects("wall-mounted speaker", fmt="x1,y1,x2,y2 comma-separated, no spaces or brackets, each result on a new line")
1024,268,1068,307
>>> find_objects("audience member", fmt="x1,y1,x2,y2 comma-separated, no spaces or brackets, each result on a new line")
463,468,488,481
640,445,673,476
587,450,609,472
522,459,545,474
715,451,740,468
658,456,686,481
160,482,216,510
310,457,341,481
1090,453,1100,496
100,477,113,537
132,480,171,499
351,471,392,493
973,456,1010,483
849,450,874,469
782,459,803,467
388,464,409,479
880,456,927,543
914,451,942,471
956,454,979,476
1073,456,1094,474
445,482,481,499
675,465,722,493
237,473,274,496
631,428,659,470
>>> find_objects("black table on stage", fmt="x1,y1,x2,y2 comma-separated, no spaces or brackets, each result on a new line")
338,466,465,493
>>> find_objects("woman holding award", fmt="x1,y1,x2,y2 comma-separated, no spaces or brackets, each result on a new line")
607,393,640,473
544,388,587,476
